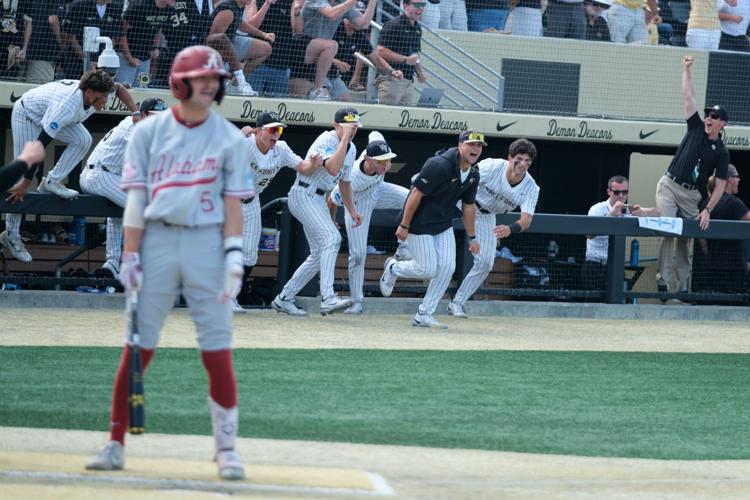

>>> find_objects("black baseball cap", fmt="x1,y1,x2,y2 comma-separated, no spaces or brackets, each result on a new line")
459,129,487,146
139,97,168,113
366,140,397,161
256,111,286,128
334,107,362,126
704,105,729,122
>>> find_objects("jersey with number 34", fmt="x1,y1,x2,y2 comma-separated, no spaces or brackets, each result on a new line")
121,109,254,226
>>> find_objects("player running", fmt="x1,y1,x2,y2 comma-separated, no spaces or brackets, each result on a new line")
448,138,540,318
2,70,137,262
271,107,363,317
86,46,254,481
79,97,169,279
327,131,411,314
232,111,323,313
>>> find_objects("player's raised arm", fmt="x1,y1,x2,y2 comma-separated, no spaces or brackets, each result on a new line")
682,55,697,119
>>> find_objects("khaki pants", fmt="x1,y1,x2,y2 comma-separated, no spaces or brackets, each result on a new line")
375,75,416,106
655,175,701,291
24,60,55,83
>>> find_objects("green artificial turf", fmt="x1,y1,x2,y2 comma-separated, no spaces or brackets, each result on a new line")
2,347,749,459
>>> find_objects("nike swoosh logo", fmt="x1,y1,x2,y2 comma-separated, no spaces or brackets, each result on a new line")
639,129,659,140
496,120,518,132
10,91,20,103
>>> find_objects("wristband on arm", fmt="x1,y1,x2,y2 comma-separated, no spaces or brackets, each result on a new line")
510,222,522,234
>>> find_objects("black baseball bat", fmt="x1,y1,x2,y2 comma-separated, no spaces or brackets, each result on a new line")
128,294,145,434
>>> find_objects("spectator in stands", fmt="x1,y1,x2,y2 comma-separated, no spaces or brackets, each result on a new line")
207,0,275,96
116,0,175,88
23,1,65,83
584,0,612,41
0,0,32,79
655,55,729,301
644,3,672,45
420,0,441,30
545,0,586,39
686,0,722,49
300,0,377,99
0,141,45,194
375,0,426,106
607,0,659,43
62,0,125,78
718,0,750,51
583,175,658,290
466,0,506,32
245,0,298,96
439,0,468,30
152,0,216,86
505,0,543,36
78,97,167,279
287,0,322,97
2,70,137,263
693,165,750,295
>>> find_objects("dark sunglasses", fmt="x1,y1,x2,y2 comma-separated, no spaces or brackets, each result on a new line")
610,189,629,195
705,111,721,120
411,1,427,7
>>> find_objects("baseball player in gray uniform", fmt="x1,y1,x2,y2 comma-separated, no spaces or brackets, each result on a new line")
232,111,323,313
380,130,484,329
79,97,169,279
448,138,540,318
327,131,410,314
86,46,253,481
272,107,363,316
1,70,137,262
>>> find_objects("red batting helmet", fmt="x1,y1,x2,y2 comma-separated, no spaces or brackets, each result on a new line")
169,45,229,103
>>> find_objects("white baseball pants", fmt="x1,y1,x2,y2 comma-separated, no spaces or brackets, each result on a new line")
453,212,496,305
79,166,126,264
241,196,262,267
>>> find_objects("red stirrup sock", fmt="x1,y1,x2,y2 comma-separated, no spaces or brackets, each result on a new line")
109,345,154,444
200,349,237,408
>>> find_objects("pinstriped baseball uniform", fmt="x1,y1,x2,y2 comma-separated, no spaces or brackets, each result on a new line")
453,158,539,305
79,116,135,267
6,81,103,239
242,134,303,267
330,158,408,303
120,108,254,351
278,129,357,301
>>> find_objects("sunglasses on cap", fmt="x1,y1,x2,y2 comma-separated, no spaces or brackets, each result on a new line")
340,113,360,123
464,131,486,143
264,126,284,136
609,189,629,195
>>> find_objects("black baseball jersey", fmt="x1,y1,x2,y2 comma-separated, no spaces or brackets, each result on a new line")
122,0,174,60
26,0,65,62
63,0,124,44
712,192,749,221
667,112,729,198
407,147,479,235
162,0,214,51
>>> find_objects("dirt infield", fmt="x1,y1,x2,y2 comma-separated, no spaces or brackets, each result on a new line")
2,307,749,499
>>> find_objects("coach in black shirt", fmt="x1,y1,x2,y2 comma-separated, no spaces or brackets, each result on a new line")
379,129,483,329
655,55,730,297
24,0,65,83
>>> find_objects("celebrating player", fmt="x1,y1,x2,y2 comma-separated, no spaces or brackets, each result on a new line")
86,46,254,481
79,97,169,279
380,129,483,329
327,131,411,314
271,107,363,316
1,70,137,262
448,138,540,318
233,111,323,313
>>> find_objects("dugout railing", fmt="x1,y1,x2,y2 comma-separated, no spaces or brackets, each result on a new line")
2,195,750,305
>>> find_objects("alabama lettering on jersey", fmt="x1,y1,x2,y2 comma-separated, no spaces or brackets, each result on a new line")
246,135,303,194
86,116,136,175
19,80,104,137
121,109,254,226
298,130,356,192
475,158,539,215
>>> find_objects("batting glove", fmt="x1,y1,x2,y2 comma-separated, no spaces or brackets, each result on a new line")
119,252,143,296
219,236,244,303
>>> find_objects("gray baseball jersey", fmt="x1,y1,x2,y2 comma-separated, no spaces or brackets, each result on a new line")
297,130,356,192
121,109,254,226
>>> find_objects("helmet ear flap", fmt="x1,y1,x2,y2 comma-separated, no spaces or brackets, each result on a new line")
183,78,193,100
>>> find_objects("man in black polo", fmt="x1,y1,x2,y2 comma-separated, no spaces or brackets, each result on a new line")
24,0,65,83
655,55,730,300
375,0,427,106
61,0,125,78
379,129,483,329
